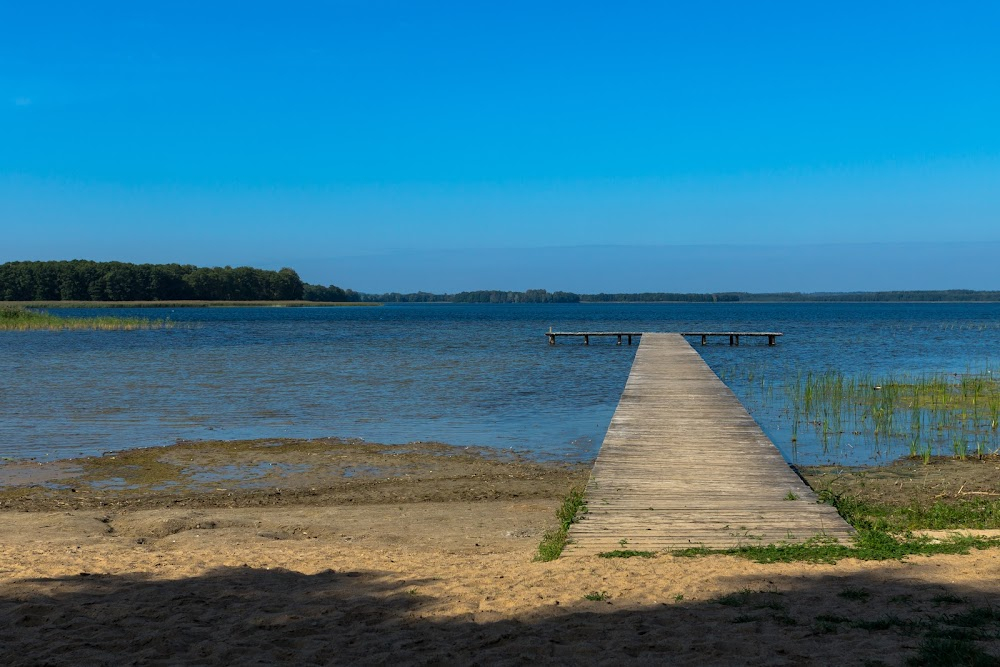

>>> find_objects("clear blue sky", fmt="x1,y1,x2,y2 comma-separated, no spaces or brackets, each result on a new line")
2,1,999,292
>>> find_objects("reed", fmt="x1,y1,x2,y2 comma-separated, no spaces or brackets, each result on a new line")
2,300,378,308
788,370,1000,463
709,359,1000,465
0,306,170,331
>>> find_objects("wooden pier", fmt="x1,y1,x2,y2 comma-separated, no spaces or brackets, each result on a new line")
566,333,853,554
547,331,782,346
546,331,642,345
682,331,782,346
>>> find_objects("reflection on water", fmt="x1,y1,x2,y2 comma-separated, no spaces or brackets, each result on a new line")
2,303,999,466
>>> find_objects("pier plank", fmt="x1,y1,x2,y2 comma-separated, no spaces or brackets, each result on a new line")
565,333,853,554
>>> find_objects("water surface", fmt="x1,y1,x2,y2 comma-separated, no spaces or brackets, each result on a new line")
2,303,998,465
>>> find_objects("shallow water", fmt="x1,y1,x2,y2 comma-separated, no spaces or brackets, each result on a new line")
2,303,999,465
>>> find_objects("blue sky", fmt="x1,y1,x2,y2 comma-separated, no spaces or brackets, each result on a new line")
2,1,999,292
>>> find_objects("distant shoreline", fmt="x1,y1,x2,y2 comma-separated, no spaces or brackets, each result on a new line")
3,300,382,308
7,298,1000,308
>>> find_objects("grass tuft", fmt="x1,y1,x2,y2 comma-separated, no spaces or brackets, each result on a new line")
597,549,656,559
907,637,1000,666
838,586,871,602
535,487,587,561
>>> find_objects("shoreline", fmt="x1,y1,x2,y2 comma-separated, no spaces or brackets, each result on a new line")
3,437,998,516
0,438,590,513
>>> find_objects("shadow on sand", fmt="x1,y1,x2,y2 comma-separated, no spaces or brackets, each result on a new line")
2,564,999,666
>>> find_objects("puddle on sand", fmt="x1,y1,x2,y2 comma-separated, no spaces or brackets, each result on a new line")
0,461,84,487
342,465,389,478
185,462,313,488
88,476,140,491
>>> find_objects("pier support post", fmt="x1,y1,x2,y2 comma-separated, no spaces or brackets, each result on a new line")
701,335,707,346
768,335,775,346
548,334,555,345
628,335,633,345
584,335,589,346
617,335,622,345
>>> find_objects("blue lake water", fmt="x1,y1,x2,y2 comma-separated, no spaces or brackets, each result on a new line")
2,303,1000,466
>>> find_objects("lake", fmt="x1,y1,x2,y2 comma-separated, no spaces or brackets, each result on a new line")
2,302,999,466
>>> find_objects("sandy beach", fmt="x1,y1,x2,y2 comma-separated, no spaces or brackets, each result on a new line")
2,440,1000,665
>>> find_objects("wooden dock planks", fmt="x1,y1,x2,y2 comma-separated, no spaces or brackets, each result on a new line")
566,333,853,554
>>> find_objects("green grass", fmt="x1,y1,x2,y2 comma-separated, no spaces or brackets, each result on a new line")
665,480,1000,564
833,494,1000,532
673,530,1000,564
597,549,656,559
0,305,170,331
583,590,610,601
932,594,966,606
838,586,872,601
535,487,587,561
908,637,1000,666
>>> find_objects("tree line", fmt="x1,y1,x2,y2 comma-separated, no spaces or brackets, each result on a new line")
580,292,740,303
301,285,451,303
0,261,305,301
7,261,1000,304
320,289,1000,303
734,290,1000,302
452,289,580,303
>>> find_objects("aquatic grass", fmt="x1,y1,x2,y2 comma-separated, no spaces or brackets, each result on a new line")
769,367,1000,465
2,300,378,308
0,305,170,331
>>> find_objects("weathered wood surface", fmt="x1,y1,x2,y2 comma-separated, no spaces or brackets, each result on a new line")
566,333,853,554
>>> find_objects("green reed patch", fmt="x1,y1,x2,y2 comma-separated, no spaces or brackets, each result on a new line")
719,359,1000,465
0,305,170,331
786,370,1000,463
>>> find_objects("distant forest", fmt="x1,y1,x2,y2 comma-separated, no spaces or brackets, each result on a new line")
5,261,1000,304
308,287,1000,303
0,261,305,301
